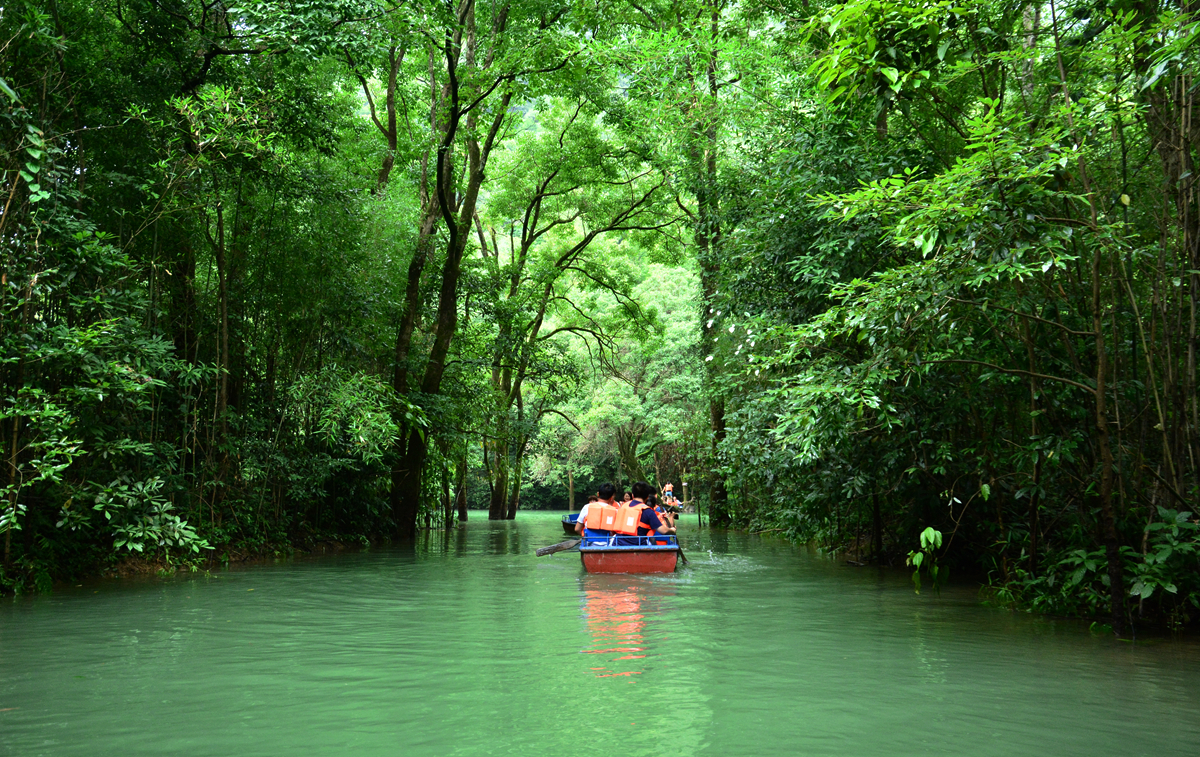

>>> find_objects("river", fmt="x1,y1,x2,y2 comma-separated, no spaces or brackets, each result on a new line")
1,511,1198,756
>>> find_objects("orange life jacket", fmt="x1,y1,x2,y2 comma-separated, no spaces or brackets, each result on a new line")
584,502,620,532
612,503,649,535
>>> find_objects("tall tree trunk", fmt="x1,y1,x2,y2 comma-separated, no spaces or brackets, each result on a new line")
393,428,427,539
3,290,28,566
455,454,468,522
872,491,884,563
487,438,509,520
505,460,521,520
391,0,518,537
378,47,402,190
1093,249,1126,637
210,178,230,513
442,461,452,530
211,185,228,437
692,0,729,522
1051,0,1127,636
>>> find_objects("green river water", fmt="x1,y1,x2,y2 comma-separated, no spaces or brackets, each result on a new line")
2,511,1198,757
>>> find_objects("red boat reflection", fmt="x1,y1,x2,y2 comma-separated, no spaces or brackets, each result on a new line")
579,576,676,677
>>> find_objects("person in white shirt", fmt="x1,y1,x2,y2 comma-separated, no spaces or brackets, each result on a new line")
575,484,616,535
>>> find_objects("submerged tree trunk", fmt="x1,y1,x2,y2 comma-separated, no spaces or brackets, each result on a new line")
505,463,521,520
393,429,428,540
487,439,509,520
455,454,468,522
440,461,450,529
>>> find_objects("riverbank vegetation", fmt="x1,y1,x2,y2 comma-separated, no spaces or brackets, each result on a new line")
3,0,1199,633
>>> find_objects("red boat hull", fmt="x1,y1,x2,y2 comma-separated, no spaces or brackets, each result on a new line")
580,549,679,574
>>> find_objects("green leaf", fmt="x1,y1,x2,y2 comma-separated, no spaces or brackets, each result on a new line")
920,234,934,256
937,40,950,61
0,76,18,102
980,483,990,501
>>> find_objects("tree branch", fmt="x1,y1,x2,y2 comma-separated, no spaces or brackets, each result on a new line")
927,358,1095,395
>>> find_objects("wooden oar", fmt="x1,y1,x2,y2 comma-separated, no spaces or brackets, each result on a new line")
536,539,581,557
677,546,690,566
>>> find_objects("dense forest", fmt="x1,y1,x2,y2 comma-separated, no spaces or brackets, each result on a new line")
2,0,1198,633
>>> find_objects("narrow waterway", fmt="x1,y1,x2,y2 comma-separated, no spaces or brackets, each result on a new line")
2,511,1198,757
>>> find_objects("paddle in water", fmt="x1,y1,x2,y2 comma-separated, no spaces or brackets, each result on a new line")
536,539,581,557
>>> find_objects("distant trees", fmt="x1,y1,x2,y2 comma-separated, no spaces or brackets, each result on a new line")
476,100,679,518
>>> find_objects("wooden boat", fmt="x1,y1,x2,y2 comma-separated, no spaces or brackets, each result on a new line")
578,534,680,574
562,513,580,534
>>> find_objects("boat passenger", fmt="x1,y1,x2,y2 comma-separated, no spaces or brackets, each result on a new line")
576,484,617,538
619,481,676,544
662,483,682,513
652,494,676,529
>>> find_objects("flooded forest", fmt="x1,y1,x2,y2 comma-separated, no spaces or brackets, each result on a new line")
3,0,1200,636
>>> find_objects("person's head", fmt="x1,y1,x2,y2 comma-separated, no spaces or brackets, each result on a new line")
631,480,655,502
587,494,598,503
597,482,617,502
622,492,632,502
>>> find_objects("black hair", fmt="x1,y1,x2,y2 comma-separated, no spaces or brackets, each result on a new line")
631,480,655,500
597,482,617,500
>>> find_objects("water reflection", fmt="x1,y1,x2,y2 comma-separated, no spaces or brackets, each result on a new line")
480,520,523,555
1,512,1197,757
578,575,676,678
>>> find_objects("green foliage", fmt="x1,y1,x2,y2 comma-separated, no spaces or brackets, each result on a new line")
290,370,423,466
685,0,1200,631
906,526,946,594
92,476,210,556
808,0,964,108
